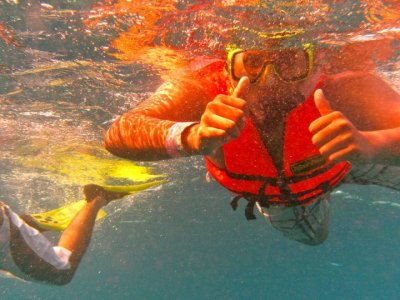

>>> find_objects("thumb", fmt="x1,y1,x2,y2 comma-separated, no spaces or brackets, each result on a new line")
314,89,333,116
232,76,250,98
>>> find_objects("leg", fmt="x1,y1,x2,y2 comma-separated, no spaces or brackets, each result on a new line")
6,186,128,285
57,185,129,277
19,214,49,232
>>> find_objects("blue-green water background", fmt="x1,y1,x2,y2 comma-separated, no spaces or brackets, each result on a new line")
1,1,399,299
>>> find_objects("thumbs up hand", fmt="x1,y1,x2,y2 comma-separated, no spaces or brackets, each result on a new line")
309,89,375,164
184,76,250,155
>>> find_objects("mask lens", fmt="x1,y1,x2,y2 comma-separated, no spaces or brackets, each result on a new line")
233,47,310,83
273,48,309,81
242,50,274,82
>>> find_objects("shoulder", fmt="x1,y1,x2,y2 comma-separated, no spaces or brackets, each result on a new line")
322,71,399,101
322,71,400,128
322,71,380,114
195,60,226,76
321,71,386,102
323,71,377,84
188,60,228,81
158,60,229,98
188,60,229,94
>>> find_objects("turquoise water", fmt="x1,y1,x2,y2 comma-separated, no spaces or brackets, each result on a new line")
2,174,400,299
1,1,400,299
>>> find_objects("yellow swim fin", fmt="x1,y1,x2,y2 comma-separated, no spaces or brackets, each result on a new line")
29,180,166,232
101,179,166,193
29,200,107,232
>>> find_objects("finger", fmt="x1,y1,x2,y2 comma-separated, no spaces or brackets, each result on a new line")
311,121,349,148
327,146,358,164
318,133,353,159
202,113,239,133
231,76,250,98
199,126,228,140
207,101,245,122
309,111,344,135
314,89,333,116
218,94,247,111
202,112,244,141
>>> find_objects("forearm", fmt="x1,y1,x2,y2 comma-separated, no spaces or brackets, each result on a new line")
105,61,228,160
105,111,176,160
105,85,211,160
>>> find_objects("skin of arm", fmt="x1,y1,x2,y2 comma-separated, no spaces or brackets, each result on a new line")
309,71,400,165
104,61,249,160
106,48,400,167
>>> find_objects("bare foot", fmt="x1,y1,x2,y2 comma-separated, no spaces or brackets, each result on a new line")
83,184,130,204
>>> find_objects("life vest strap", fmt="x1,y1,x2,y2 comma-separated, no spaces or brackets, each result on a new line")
229,165,348,220
206,157,351,220
224,163,338,185
230,194,257,220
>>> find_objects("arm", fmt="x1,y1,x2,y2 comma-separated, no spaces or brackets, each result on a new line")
309,71,400,165
105,61,249,161
323,38,396,74
104,61,228,161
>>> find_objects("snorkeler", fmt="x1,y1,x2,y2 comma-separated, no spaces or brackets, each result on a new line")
0,185,129,285
104,26,400,245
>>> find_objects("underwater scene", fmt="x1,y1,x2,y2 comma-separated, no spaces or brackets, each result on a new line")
0,0,399,299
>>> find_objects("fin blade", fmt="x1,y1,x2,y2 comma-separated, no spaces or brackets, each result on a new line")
30,200,107,232
102,180,166,193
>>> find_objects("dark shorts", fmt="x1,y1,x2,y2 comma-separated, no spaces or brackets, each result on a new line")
0,202,71,281
256,195,330,243
255,164,399,243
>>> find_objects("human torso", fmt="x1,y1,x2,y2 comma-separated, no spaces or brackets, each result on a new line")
199,62,350,205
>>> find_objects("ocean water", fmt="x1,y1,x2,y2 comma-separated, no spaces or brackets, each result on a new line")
1,1,399,299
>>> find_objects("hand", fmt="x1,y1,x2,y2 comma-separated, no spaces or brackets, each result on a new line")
309,89,376,164
185,77,250,155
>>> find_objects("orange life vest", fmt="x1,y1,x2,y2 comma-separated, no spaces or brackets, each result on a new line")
205,82,351,216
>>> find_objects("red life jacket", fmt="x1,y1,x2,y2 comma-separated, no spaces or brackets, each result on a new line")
205,82,351,214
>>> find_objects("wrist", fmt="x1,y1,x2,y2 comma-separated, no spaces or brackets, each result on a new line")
181,123,201,155
165,122,198,158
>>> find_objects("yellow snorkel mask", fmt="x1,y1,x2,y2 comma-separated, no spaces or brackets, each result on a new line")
226,28,314,84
